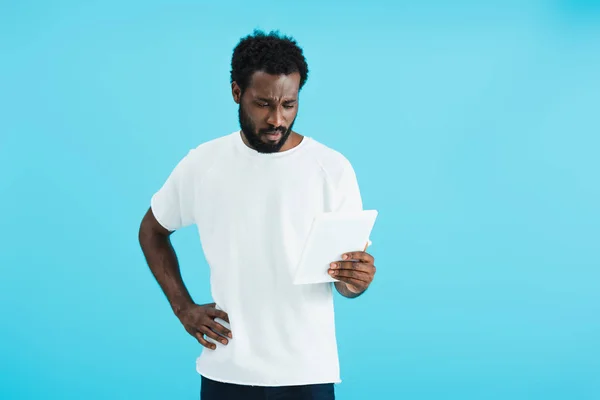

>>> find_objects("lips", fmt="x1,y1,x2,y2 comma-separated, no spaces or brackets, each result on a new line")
263,131,283,140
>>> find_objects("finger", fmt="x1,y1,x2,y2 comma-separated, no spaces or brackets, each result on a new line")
207,307,230,323
208,320,232,339
341,251,374,263
194,331,216,350
330,261,374,273
330,269,372,283
200,326,229,345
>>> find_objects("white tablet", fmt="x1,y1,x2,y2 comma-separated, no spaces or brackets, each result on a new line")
293,210,378,285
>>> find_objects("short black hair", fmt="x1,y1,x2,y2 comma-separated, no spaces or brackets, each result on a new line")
230,29,309,94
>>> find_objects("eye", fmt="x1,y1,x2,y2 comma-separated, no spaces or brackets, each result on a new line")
256,102,269,108
283,104,295,109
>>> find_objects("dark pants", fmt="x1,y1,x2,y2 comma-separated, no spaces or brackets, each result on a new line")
200,376,335,400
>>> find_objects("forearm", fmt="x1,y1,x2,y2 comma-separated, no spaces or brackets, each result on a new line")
139,231,194,316
334,281,364,299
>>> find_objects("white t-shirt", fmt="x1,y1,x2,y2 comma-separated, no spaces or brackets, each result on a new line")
150,130,364,386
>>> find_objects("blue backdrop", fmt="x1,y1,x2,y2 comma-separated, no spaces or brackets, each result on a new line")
1,1,599,399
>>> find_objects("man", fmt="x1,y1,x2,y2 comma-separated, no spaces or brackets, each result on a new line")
138,29,376,400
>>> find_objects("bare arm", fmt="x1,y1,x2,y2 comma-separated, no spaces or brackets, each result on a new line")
138,207,231,349
138,207,194,317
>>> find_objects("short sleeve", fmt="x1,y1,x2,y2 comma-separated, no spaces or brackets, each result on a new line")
333,158,363,213
150,150,196,231
334,158,373,247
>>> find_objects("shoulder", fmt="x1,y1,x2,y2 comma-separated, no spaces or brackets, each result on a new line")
188,132,235,160
305,137,356,183
162,132,236,184
177,132,236,170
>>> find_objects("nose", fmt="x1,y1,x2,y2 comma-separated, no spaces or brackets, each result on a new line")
266,106,285,128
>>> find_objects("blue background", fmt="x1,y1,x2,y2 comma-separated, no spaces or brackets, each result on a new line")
1,1,599,399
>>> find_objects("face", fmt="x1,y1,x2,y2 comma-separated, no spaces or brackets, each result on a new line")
233,71,300,153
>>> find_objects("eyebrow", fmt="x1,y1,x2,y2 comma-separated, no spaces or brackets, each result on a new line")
255,97,297,103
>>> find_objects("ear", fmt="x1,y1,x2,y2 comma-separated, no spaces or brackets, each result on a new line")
231,82,242,104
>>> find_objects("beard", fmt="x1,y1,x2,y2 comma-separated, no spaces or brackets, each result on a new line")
238,103,296,154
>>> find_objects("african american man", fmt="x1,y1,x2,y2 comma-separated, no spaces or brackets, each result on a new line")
138,29,377,400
